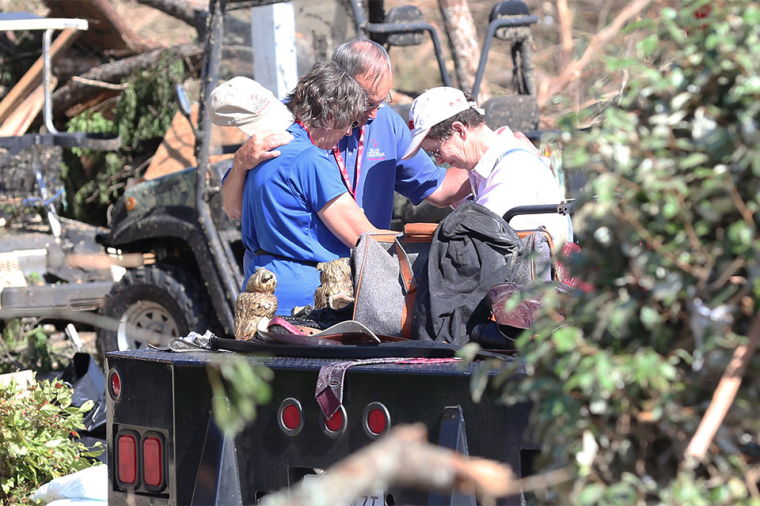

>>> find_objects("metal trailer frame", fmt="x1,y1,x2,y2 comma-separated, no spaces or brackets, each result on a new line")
106,348,538,506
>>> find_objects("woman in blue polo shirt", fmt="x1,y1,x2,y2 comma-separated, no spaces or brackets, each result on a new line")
239,62,377,314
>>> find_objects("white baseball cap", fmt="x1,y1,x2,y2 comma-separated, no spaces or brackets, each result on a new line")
402,87,484,160
208,76,294,136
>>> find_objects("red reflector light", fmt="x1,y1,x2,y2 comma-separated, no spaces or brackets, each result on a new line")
278,398,304,436
118,435,137,485
282,404,301,430
325,410,343,432
143,437,163,488
111,372,121,398
367,409,387,435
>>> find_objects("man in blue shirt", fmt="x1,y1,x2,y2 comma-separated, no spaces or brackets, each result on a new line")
222,39,471,228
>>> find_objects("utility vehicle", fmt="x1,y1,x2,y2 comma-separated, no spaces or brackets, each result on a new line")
95,0,544,356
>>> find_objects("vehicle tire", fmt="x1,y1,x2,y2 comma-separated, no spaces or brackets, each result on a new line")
96,265,209,359
482,94,540,133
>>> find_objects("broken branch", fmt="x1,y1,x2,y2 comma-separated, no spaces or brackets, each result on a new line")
52,43,202,118
260,424,570,506
685,312,760,461
538,0,652,108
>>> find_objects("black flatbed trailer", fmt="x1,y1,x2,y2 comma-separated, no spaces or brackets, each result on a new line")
105,344,537,505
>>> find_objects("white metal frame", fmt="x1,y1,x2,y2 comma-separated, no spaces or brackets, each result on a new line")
0,12,89,133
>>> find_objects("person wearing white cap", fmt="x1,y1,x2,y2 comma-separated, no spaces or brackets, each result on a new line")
220,39,472,225
210,63,386,314
209,76,295,136
402,86,569,248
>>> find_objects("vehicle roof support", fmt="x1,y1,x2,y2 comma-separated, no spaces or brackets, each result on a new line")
195,0,238,332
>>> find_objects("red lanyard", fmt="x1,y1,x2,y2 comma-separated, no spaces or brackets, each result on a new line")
296,120,364,200
333,126,364,200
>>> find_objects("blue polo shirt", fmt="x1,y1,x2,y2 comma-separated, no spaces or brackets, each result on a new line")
338,104,446,228
241,123,348,314
229,105,447,312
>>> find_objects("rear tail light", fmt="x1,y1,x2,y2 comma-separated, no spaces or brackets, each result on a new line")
115,430,140,488
321,406,347,438
115,429,167,493
142,433,166,491
363,402,390,438
278,398,304,436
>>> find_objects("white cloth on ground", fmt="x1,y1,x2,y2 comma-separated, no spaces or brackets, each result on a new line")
30,465,107,504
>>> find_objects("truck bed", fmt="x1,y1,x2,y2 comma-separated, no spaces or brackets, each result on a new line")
106,347,536,505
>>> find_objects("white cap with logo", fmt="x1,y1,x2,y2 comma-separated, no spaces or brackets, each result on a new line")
208,76,294,136
402,86,484,160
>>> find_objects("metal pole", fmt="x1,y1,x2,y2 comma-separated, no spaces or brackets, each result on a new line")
195,0,237,332
471,15,538,102
364,22,452,87
42,28,58,134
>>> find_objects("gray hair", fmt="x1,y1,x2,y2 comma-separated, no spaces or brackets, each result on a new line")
285,61,367,130
427,91,486,141
331,39,392,88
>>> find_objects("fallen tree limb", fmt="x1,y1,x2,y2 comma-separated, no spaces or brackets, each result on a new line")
260,423,571,506
70,76,130,91
537,0,651,108
136,0,209,38
685,312,760,461
135,0,286,39
44,0,163,55
51,43,202,119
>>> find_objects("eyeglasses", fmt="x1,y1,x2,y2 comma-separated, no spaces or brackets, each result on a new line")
350,119,362,130
425,136,450,159
365,91,393,113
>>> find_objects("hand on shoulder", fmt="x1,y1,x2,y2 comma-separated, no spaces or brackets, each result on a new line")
233,130,294,173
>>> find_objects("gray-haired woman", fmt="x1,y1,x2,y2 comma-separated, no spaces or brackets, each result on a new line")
235,61,380,313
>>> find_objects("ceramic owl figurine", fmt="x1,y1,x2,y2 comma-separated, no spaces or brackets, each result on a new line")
313,257,354,310
235,267,277,340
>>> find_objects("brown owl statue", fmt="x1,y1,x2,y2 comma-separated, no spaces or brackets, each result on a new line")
313,257,353,310
235,267,278,340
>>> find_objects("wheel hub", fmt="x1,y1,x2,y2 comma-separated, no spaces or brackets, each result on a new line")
116,300,180,350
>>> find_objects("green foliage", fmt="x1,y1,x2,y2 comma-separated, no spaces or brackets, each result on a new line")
59,55,187,225
0,31,39,97
208,358,273,438
0,322,62,375
497,1,760,503
113,56,185,150
0,378,103,506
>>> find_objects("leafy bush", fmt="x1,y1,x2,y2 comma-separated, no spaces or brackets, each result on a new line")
0,378,102,506
0,322,62,375
495,1,760,504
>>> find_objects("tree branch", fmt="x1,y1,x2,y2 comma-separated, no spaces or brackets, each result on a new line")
685,312,760,461
538,0,652,108
52,44,202,119
135,0,209,37
260,424,570,506
556,0,574,68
